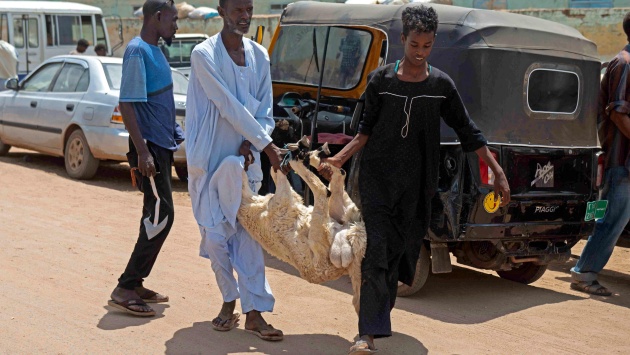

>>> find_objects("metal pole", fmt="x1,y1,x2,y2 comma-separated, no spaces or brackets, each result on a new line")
22,15,29,75
303,26,331,205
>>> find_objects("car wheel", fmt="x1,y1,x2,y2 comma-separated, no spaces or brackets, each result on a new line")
397,243,431,297
64,130,99,179
0,138,11,156
174,165,188,182
496,263,547,284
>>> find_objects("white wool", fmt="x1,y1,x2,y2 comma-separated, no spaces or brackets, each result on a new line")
236,149,367,314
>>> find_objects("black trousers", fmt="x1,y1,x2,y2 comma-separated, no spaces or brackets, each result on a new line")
117,139,175,290
358,208,408,338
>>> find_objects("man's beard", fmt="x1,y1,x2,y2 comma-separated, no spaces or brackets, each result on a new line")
163,36,173,46
226,17,249,36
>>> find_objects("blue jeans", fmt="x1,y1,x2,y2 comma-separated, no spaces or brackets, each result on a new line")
571,166,630,282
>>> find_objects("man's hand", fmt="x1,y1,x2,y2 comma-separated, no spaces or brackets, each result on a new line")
494,172,511,206
317,156,343,181
138,151,156,177
240,140,254,171
263,143,288,174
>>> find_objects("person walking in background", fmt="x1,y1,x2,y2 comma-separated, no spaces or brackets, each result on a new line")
94,43,107,56
0,39,18,86
69,38,89,55
185,0,285,341
107,0,182,317
319,6,510,354
569,12,630,297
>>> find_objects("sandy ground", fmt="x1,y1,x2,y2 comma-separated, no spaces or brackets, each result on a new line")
1,148,630,355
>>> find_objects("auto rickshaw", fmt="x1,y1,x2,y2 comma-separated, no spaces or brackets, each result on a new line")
263,1,602,295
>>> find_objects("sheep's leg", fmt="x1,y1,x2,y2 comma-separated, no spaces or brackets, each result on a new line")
327,167,346,224
290,161,332,265
348,260,362,315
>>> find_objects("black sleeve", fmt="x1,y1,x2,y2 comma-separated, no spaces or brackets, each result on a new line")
440,79,487,152
357,68,383,135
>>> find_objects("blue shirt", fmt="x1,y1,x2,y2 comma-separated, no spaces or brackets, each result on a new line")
119,37,183,151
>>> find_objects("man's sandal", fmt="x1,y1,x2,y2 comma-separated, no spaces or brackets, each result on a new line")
135,287,169,303
348,340,378,355
211,312,240,331
107,298,155,317
570,281,612,296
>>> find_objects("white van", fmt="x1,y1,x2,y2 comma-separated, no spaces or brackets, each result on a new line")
0,1,110,78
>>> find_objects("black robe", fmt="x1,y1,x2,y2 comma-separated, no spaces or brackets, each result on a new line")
358,63,487,286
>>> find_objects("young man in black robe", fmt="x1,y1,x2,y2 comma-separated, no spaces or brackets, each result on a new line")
319,5,511,354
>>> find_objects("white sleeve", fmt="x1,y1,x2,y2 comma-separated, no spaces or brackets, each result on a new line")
190,49,273,151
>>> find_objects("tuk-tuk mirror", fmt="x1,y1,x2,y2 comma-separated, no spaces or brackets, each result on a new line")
5,78,19,91
254,25,265,45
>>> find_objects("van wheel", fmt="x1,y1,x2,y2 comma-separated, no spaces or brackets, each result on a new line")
397,243,431,297
0,138,11,156
64,130,99,179
496,263,547,284
174,165,188,182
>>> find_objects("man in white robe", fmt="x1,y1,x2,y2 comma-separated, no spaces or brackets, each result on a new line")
185,0,285,341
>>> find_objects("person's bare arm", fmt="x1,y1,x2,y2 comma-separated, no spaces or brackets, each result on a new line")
610,110,630,139
475,145,510,206
119,102,155,177
317,133,369,179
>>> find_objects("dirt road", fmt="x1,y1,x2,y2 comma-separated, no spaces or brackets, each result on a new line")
1,148,629,354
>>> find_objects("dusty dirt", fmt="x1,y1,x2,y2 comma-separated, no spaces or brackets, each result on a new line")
1,148,630,354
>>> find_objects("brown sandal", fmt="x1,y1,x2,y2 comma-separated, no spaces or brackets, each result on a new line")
570,281,612,296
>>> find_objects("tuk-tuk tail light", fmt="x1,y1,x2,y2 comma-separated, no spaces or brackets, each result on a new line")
479,150,499,185
111,105,124,124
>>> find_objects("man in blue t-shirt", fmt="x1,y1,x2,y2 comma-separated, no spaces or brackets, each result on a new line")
107,0,182,317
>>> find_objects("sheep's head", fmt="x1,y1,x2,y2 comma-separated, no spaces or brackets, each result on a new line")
286,136,330,168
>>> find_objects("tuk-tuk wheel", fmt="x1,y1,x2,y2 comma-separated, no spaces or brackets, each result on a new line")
397,243,431,297
496,263,548,284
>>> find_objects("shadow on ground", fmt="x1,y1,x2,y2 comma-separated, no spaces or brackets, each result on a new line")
548,255,630,309
164,322,426,355
0,150,188,193
263,252,582,325
97,304,171,330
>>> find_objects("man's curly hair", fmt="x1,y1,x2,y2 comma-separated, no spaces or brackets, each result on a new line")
402,5,438,37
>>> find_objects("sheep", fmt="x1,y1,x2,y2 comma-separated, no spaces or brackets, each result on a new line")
236,138,366,313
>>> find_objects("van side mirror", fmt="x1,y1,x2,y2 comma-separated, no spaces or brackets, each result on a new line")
253,25,265,45
5,78,19,91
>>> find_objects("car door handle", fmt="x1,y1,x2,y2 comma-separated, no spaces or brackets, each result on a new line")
66,104,75,112
30,101,37,108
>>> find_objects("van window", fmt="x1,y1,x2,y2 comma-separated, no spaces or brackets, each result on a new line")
57,16,81,45
1,14,8,42
270,26,372,90
527,69,579,114
52,63,87,92
95,15,107,51
27,18,38,48
81,16,94,45
46,15,58,46
13,18,24,48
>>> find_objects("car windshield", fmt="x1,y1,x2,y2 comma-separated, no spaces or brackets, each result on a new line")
102,63,122,90
172,70,188,95
270,26,372,90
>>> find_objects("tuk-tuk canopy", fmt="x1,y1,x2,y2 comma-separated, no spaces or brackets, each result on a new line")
280,2,599,60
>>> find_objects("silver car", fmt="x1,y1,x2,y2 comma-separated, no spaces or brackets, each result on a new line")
0,55,188,180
